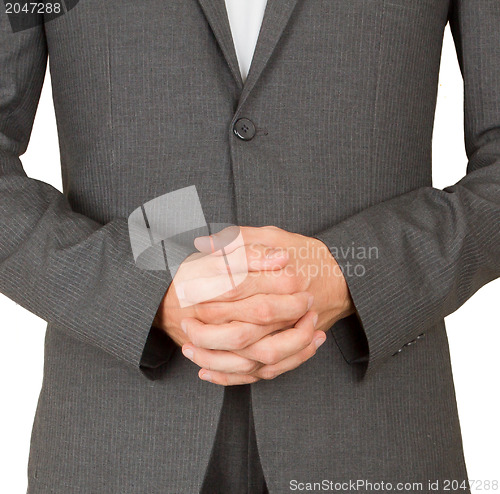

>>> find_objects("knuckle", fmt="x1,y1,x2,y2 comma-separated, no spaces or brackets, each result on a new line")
227,328,251,350
256,301,275,323
258,347,280,366
280,276,298,294
196,303,221,323
188,328,201,346
241,360,260,374
259,367,279,380
192,303,206,321
205,304,221,320
213,373,229,386
299,329,314,348
204,360,215,371
304,345,318,361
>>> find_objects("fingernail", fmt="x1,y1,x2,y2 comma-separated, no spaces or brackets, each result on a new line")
200,371,212,382
182,347,194,360
314,336,325,348
307,295,314,310
312,314,319,327
266,248,287,259
181,321,188,333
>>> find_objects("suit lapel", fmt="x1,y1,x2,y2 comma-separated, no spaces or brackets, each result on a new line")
236,0,300,111
197,0,300,106
196,0,244,89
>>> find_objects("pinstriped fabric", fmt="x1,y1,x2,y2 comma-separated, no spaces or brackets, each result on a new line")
234,0,300,113
314,0,500,375
0,0,498,491
1,9,174,379
197,0,244,89
27,326,225,493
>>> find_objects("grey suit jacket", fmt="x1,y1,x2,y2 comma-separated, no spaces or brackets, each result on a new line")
1,0,499,492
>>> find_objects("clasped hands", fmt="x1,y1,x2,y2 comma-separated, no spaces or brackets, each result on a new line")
154,226,354,385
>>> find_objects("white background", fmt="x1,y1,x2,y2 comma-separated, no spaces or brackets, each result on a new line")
0,26,499,492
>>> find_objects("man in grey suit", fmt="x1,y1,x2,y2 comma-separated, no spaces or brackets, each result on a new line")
1,0,499,493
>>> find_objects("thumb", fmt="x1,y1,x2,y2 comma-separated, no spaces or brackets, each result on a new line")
194,225,242,255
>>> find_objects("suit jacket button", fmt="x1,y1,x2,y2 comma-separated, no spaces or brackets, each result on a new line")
233,118,256,141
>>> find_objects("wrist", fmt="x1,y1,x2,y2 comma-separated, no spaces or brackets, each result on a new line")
313,237,355,320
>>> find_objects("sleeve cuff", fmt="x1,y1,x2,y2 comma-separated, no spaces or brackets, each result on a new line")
139,325,178,380
313,210,432,376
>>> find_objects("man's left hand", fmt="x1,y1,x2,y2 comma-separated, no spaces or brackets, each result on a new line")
181,226,355,385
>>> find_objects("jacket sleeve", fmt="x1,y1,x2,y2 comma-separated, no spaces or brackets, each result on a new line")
0,13,175,381
314,0,500,376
